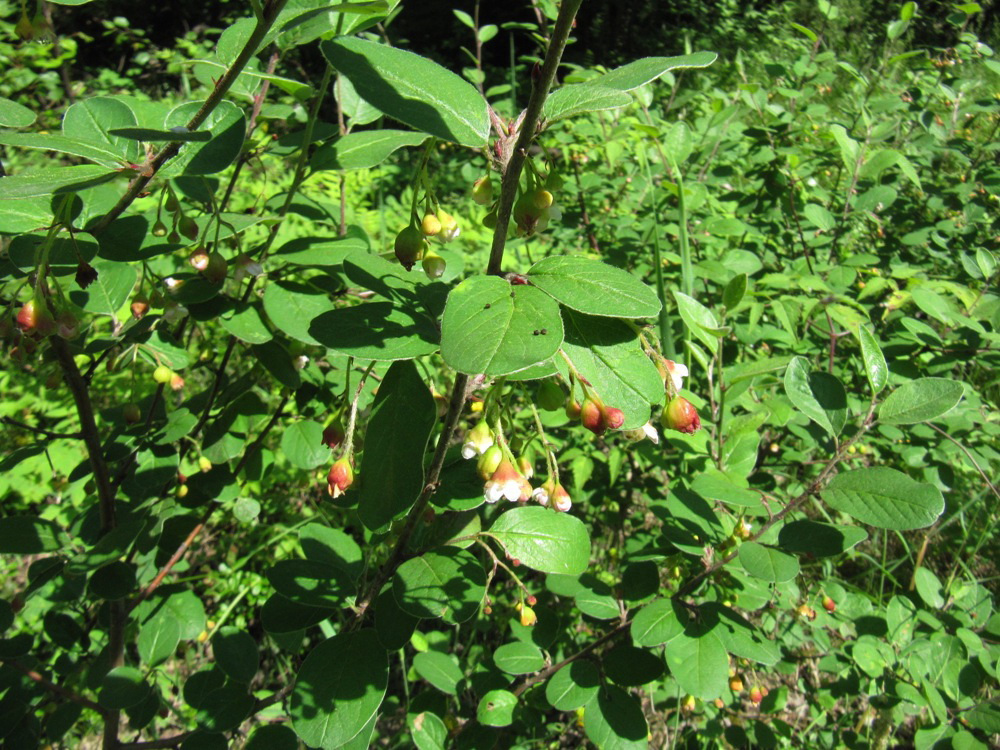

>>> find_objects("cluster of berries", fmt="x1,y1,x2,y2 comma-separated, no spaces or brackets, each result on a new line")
461,420,571,512
394,209,459,278
474,171,563,238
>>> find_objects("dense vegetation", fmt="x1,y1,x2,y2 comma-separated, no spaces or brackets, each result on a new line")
1,1,998,748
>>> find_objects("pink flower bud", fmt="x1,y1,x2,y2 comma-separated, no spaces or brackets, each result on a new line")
602,406,624,430
580,398,605,435
661,396,701,434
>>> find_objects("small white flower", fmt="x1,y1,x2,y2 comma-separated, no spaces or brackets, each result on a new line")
532,485,550,506
164,276,182,290
664,360,688,393
554,494,572,512
462,443,478,460
642,422,660,444
294,355,310,370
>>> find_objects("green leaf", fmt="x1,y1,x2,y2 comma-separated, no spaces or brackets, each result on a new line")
108,127,212,142
738,541,800,583
0,165,118,199
410,711,447,750
879,377,964,425
246,725,299,750
99,667,149,710
545,660,600,710
526,256,661,318
137,616,180,668
603,645,664,686
631,599,685,647
0,133,129,168
0,517,63,554
0,97,35,127
440,276,563,376
211,627,259,684
494,641,545,674
821,467,945,530
560,310,664,430
914,568,946,609
262,280,336,347
857,324,889,394
783,356,847,438
68,260,136,316
312,301,440,361
290,630,388,750
583,685,649,750
591,52,717,91
413,651,462,695
663,626,728,700
162,100,246,175
321,37,489,147
723,273,748,310
777,520,867,557
62,96,141,164
133,585,206,641
358,360,437,530
488,506,590,576
690,473,762,509
543,85,633,122
219,302,272,344
393,548,486,623
280,420,331,470
299,524,363,580
662,122,693,165
576,574,620,620
266,559,352,609
310,129,428,171
674,291,725,351
477,690,517,727
703,604,780,666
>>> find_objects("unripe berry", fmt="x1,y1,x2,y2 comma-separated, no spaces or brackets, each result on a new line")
131,296,150,320
152,220,168,237
198,456,212,473
531,189,554,211
394,225,425,271
153,365,173,384
178,216,199,241
565,396,582,420
16,300,54,336
519,605,537,627
176,484,189,499
472,175,494,205
482,210,498,229
169,373,185,391
477,445,503,480
661,396,701,434
123,404,142,424
164,194,180,212
327,457,354,498
436,210,459,241
749,687,763,704
15,11,34,40
420,213,442,236
201,252,228,284
822,596,836,613
421,250,446,280
527,595,537,606
602,406,625,430
322,420,345,450
580,398,605,435
729,676,744,692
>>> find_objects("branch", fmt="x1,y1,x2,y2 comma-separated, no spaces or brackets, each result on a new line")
5,659,107,717
512,621,631,698
486,0,583,275
87,0,291,236
0,415,81,440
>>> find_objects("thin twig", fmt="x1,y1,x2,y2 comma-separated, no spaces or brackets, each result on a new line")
0,415,81,440
5,659,107,717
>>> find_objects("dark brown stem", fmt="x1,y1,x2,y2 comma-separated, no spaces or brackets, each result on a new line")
5,659,107,717
512,621,630,697
87,0,291,236
486,0,583,275
0,415,80,440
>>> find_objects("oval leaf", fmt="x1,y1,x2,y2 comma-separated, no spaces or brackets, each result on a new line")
674,291,725,351
545,660,600,711
879,377,964,425
738,541,800,583
527,256,661,318
583,684,649,750
441,276,563,376
544,85,633,122
494,642,544,675
358,360,437,530
321,37,489,147
311,129,428,171
857,324,889,394
290,630,388,750
488,506,590,576
477,689,517,727
783,356,847,437
821,467,945,530
393,548,486,623
663,627,728,701
592,52,718,91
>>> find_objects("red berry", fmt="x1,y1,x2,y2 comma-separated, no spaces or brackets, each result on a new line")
823,596,836,613
580,398,605,435
749,687,763,704
602,406,625,430
123,404,142,424
661,396,701,434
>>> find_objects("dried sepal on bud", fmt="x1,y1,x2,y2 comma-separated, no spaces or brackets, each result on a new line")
327,457,354,498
